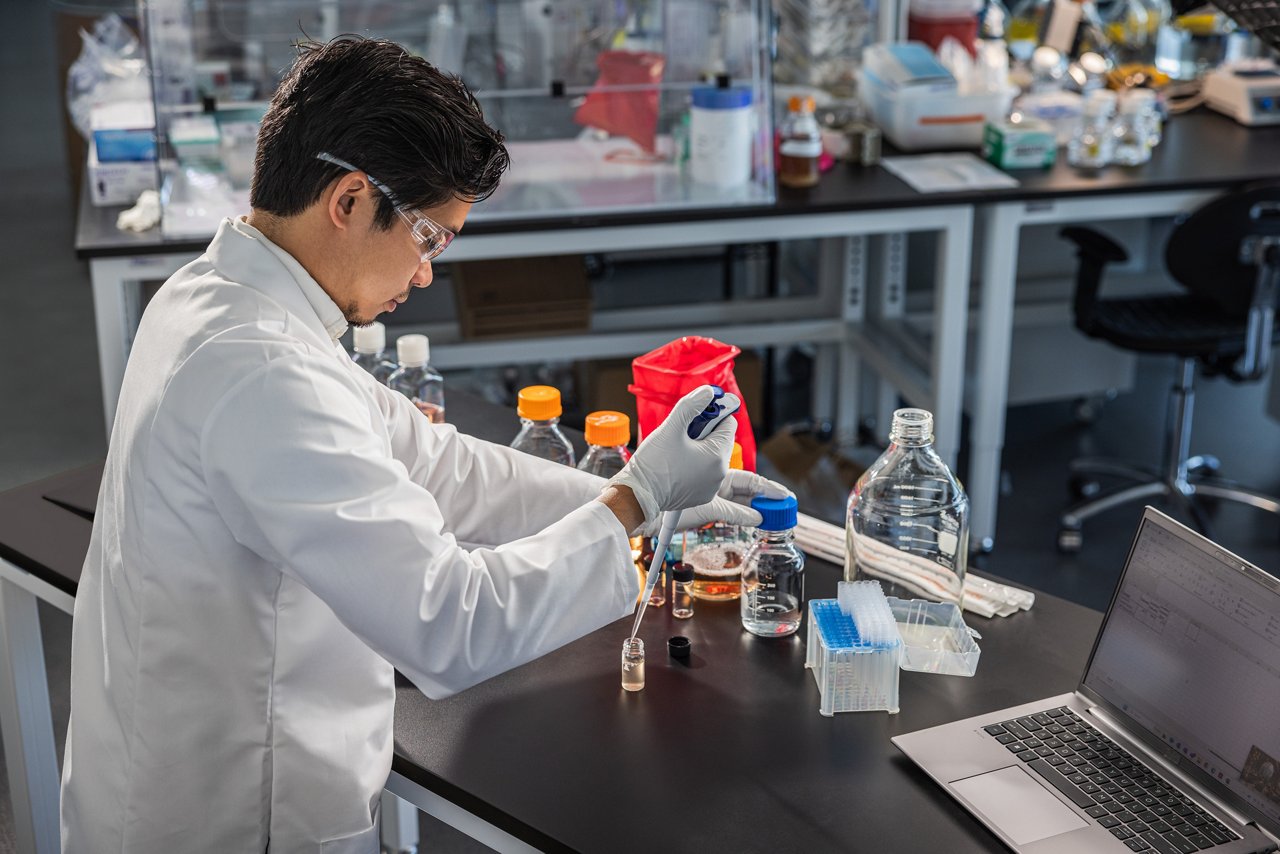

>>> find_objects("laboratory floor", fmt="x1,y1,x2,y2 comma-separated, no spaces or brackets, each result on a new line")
4,8,1280,854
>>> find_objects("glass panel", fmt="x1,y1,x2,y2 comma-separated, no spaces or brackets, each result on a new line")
140,0,775,238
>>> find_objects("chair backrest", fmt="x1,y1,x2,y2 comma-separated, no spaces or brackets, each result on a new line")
1166,183,1280,317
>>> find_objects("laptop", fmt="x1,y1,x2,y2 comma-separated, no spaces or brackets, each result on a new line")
894,507,1280,854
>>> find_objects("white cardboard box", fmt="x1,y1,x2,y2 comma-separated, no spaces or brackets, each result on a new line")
87,147,157,207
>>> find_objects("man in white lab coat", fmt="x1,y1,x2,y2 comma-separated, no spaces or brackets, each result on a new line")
60,38,777,853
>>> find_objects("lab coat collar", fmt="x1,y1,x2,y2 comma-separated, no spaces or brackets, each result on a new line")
208,218,350,342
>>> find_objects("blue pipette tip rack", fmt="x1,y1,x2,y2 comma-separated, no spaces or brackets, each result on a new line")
805,582,902,716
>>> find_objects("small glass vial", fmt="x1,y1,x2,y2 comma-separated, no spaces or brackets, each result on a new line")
621,637,645,692
671,563,695,619
510,386,575,466
1067,90,1117,169
350,321,397,384
741,495,806,638
387,334,445,422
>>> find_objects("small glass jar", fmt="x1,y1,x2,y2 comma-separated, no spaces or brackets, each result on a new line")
621,637,645,692
671,563,695,620
683,521,752,600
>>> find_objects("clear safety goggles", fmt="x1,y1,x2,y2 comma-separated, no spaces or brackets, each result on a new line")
315,152,455,263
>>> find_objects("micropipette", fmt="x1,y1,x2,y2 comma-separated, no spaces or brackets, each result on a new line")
630,387,740,641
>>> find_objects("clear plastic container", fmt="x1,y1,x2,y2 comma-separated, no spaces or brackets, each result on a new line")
1067,90,1117,169
845,409,969,606
741,495,805,637
350,321,397,384
387,334,445,422
805,582,902,715
577,411,631,478
510,386,575,467
886,596,982,676
1111,91,1154,166
682,442,751,601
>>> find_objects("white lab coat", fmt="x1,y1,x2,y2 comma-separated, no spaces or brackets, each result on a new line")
60,218,638,853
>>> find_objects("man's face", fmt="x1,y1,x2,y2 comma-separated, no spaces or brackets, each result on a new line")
329,183,471,327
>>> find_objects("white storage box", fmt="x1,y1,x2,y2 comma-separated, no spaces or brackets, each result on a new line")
87,147,157,207
858,42,1013,151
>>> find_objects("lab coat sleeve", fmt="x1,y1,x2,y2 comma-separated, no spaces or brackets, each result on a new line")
370,379,610,546
200,355,638,698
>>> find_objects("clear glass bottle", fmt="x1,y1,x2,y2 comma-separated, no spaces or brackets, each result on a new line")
1096,0,1169,67
350,321,397,384
683,442,752,601
671,563,695,619
740,495,805,638
1111,89,1154,165
640,537,666,608
845,409,969,606
510,385,575,467
1067,89,1117,168
778,95,821,189
387,334,445,422
621,637,645,692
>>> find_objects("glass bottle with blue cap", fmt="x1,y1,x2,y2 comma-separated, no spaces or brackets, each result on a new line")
740,495,806,637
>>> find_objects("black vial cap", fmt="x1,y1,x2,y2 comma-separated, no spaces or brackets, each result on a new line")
671,562,694,583
668,636,691,660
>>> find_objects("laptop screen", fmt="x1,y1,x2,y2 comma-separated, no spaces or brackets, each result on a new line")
1082,510,1280,834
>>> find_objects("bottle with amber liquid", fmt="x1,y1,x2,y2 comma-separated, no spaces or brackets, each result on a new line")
778,95,822,189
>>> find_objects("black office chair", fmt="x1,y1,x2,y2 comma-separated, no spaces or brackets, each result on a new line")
1056,184,1280,552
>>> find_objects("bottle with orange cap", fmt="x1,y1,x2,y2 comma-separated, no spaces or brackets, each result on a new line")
778,95,822,189
681,442,754,600
576,411,651,603
576,411,632,478
510,386,575,467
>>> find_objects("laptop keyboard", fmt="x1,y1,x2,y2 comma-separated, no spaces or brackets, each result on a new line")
984,706,1242,853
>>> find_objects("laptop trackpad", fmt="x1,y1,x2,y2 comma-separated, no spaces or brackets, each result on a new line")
951,766,1089,845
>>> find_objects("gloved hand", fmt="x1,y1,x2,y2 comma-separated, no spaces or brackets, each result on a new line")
608,385,735,527
637,469,794,537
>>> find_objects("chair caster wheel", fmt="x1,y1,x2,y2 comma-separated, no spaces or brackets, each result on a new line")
1057,528,1083,554
1069,475,1101,501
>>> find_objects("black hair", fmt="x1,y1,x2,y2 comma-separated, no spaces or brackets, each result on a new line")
250,37,509,229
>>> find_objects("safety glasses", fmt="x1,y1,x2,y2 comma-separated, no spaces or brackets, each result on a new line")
315,152,455,263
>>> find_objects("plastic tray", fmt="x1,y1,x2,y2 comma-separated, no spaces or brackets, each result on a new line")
886,597,981,676
805,598,901,716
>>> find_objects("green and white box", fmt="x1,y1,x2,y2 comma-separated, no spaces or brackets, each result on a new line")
983,119,1057,170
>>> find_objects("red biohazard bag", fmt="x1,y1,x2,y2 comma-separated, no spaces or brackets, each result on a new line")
573,50,666,153
628,337,757,471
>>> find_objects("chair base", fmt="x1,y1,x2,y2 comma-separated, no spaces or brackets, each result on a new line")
1057,457,1280,553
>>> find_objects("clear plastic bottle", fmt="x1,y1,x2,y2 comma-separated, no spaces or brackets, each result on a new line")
1067,89,1117,168
350,321,397,384
510,385,575,466
683,442,752,601
577,410,648,598
387,334,445,422
778,95,821,189
740,495,805,638
577,411,631,477
1111,90,1154,166
845,409,969,606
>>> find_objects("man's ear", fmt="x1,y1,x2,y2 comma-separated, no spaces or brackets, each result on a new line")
326,172,371,232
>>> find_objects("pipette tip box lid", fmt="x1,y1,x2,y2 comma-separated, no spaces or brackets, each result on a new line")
885,596,981,677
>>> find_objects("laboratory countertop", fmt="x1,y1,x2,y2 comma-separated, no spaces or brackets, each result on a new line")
75,109,1280,260
0,392,1104,854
